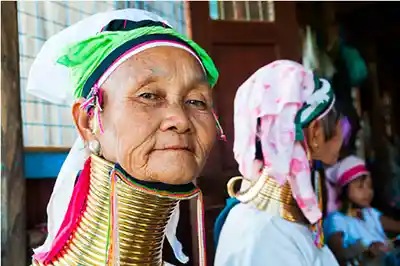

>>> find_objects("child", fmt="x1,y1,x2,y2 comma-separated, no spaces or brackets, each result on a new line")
324,155,400,266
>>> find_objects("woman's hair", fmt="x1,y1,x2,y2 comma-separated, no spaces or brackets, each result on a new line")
319,104,341,141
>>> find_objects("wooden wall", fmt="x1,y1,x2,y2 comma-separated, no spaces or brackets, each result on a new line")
1,2,27,265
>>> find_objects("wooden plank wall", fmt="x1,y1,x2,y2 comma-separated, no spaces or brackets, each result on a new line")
1,2,27,265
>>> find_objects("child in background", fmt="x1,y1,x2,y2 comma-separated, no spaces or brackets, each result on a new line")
324,155,400,266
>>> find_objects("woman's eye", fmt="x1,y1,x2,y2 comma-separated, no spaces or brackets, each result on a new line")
185,99,207,110
139,92,158,100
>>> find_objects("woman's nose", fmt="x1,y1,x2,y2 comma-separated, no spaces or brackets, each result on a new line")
159,103,191,134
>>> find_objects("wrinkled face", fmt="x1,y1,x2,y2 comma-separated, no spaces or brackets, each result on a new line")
306,118,343,166
73,46,216,184
347,175,374,208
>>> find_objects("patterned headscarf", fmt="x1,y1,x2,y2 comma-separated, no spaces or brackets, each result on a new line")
234,60,335,224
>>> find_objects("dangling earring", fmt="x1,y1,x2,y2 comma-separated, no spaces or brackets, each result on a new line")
212,108,227,141
88,139,102,156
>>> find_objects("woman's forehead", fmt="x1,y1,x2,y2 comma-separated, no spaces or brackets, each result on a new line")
135,46,204,71
104,47,209,93
125,48,204,77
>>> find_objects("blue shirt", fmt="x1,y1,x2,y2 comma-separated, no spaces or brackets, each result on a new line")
324,208,387,248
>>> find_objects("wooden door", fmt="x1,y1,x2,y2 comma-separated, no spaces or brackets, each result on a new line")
186,1,300,265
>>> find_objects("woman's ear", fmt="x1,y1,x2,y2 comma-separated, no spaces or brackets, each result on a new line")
305,120,324,153
72,99,95,143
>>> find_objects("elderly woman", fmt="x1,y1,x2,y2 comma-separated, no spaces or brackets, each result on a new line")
214,60,343,265
26,9,220,266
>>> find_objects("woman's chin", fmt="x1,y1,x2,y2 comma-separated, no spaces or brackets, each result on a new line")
154,161,199,185
145,151,200,184
321,156,339,167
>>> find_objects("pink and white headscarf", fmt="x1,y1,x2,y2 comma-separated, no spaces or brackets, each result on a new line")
234,60,335,224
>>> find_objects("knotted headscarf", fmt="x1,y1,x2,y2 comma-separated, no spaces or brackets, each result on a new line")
234,60,335,224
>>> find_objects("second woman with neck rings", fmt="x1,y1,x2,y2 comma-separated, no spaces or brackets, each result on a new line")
214,60,343,266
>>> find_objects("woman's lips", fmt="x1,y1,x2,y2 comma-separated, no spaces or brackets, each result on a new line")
165,147,190,151
154,144,193,152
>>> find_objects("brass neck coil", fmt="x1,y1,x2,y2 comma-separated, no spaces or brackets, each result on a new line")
33,155,180,266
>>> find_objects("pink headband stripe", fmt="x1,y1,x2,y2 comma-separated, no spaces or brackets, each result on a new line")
96,40,204,87
338,164,369,186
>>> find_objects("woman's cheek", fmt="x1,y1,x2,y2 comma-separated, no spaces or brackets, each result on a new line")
200,114,216,142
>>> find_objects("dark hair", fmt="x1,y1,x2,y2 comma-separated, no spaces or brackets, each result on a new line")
319,104,341,141
339,184,350,212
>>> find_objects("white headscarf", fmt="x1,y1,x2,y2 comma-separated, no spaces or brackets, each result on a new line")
27,8,190,263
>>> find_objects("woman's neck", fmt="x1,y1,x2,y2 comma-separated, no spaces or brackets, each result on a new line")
237,174,309,224
34,154,199,266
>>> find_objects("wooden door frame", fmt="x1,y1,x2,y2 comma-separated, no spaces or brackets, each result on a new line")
188,1,300,60
1,2,27,265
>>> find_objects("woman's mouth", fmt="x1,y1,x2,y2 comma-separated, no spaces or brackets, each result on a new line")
155,144,193,153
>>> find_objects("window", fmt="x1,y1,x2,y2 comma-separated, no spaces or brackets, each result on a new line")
210,1,274,22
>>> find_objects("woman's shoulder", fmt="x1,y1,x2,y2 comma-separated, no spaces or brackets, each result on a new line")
221,203,312,244
225,203,324,248
216,204,316,266
224,203,273,231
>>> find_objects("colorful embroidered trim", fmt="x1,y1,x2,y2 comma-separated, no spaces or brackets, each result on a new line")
33,158,92,264
114,168,200,199
197,191,207,266
310,170,325,248
80,84,104,134
304,140,324,248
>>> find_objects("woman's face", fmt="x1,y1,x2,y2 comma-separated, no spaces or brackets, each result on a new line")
347,175,374,208
306,118,343,166
74,46,216,184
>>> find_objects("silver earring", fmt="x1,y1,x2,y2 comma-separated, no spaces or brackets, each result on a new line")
88,139,101,155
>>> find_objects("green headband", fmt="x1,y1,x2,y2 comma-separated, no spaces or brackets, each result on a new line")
294,74,335,141
56,26,219,99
